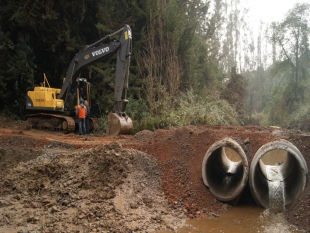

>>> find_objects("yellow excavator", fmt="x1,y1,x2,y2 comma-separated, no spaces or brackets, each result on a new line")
25,25,133,136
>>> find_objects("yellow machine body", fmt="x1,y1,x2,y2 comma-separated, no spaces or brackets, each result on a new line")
26,86,64,112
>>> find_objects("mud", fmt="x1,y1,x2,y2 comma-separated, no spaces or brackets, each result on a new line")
0,117,309,232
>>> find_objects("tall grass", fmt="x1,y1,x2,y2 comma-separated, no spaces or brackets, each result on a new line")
127,90,241,133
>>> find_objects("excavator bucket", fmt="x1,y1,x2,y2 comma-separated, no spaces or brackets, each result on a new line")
106,113,133,136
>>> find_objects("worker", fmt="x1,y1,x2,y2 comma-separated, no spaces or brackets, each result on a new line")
84,100,90,134
76,100,86,135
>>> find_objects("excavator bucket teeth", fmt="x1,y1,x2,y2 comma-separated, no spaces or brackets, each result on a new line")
106,113,133,136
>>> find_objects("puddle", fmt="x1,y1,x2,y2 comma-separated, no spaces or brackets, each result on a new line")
153,204,303,233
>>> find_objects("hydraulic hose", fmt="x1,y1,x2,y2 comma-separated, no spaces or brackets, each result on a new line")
202,138,249,202
249,139,308,209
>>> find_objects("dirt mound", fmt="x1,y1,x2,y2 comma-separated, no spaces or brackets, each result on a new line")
0,134,49,178
0,142,186,232
286,179,310,232
285,133,310,232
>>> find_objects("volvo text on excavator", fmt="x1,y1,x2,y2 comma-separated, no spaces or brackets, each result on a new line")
25,25,133,136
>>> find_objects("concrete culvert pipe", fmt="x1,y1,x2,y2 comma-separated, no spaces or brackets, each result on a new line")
249,139,308,210
202,138,249,202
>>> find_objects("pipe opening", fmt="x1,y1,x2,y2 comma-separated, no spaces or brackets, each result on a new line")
202,138,249,202
249,140,308,211
259,149,293,182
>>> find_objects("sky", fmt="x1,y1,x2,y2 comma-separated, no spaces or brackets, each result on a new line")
245,0,310,27
236,0,310,68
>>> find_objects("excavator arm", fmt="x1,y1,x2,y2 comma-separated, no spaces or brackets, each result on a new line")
59,25,132,109
59,24,133,135
113,25,131,115
107,25,132,136
59,41,122,102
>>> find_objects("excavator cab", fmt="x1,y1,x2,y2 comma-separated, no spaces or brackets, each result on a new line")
60,77,90,113
75,77,90,106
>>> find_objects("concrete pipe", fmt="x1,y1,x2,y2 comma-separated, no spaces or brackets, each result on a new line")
202,138,249,202
249,139,308,210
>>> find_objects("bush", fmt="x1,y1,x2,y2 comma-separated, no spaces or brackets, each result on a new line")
285,102,310,130
93,116,108,135
131,90,241,133
2,108,21,121
248,112,268,126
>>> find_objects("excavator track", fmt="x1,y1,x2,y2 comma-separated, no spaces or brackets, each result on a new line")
26,113,76,133
89,117,98,132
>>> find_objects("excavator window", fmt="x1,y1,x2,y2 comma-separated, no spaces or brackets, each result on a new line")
76,77,88,102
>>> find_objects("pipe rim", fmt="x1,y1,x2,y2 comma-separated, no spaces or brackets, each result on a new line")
202,137,249,201
249,139,308,208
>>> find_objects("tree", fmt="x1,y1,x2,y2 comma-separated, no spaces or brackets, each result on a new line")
270,3,310,101
222,66,248,123
218,0,251,73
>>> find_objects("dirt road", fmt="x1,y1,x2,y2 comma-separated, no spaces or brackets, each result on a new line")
0,116,309,232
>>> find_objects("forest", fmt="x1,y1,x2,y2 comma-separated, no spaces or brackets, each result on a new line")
0,0,309,133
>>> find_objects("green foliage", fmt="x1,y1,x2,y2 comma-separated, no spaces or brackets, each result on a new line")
1,34,36,116
87,63,116,116
246,2,310,132
287,102,310,131
1,109,21,121
266,3,310,104
126,98,150,123
132,89,240,133
266,78,310,129
247,53,310,130
247,111,269,126
173,90,240,126
94,116,109,134
6,0,99,86
134,0,228,134
222,67,248,124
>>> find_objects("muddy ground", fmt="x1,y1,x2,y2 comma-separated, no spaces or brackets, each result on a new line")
0,116,309,232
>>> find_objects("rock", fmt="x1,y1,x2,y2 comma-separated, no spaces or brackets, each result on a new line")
209,212,220,218
51,206,59,213
244,138,250,144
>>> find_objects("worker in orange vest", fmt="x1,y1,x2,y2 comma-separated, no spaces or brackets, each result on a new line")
76,100,86,135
